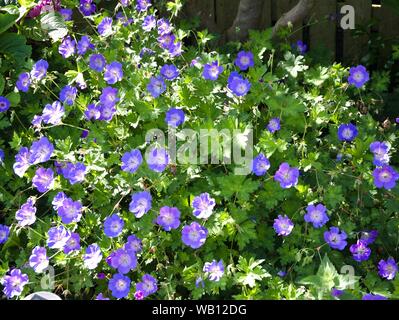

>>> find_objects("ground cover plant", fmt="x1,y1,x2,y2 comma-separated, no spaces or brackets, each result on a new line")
0,0,398,300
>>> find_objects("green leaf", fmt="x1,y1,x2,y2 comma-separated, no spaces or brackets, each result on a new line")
40,12,68,42
0,32,31,61
5,91,20,106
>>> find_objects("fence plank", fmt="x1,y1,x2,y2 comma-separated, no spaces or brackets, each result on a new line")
342,0,372,64
215,0,240,32
309,0,337,59
260,0,272,28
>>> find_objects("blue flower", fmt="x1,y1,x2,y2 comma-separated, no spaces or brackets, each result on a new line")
349,240,371,262
80,0,96,16
121,149,143,173
104,214,124,238
0,224,10,244
29,137,54,165
0,96,10,112
142,15,156,31
182,222,208,249
273,215,294,236
60,8,73,21
15,198,36,227
104,62,123,84
324,227,347,250
61,162,87,185
42,101,65,125
165,108,185,127
29,246,49,273
13,147,31,177
147,76,166,98
100,86,119,107
16,72,31,92
156,206,181,231
32,167,54,193
109,274,131,299
192,193,216,219
378,257,398,280
59,85,77,106
348,65,369,88
136,0,152,12
30,59,49,81
129,191,152,218
304,204,329,228
337,123,358,142
47,225,71,249
203,260,224,282
160,64,179,80
252,153,270,176
228,76,251,96
109,248,137,274
89,54,106,72
57,197,83,224
83,243,103,269
58,36,76,58
124,235,142,254
77,35,94,55
235,51,254,71
1,269,29,299
202,61,223,80
135,274,157,298
98,17,113,37
267,118,281,133
64,232,81,254
99,104,117,121
274,163,299,189
84,103,101,120
147,147,169,172
295,40,308,55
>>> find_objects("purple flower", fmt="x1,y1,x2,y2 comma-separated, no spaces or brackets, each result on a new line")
274,163,299,189
29,246,49,273
60,8,73,21
32,167,54,193
136,274,157,298
277,271,287,277
331,288,344,298
125,235,143,254
61,162,87,185
202,61,223,81
84,103,101,120
168,41,183,57
337,123,358,142
0,149,4,163
15,198,36,227
30,59,49,81
348,65,370,88
203,260,224,282
29,137,54,165
350,240,371,262
273,215,294,236
157,18,172,35
252,153,270,176
100,87,119,108
304,204,329,228
362,293,387,300
104,214,124,238
378,257,398,280
80,0,96,16
370,141,390,166
0,224,10,244
360,230,378,245
121,150,143,173
160,64,179,80
0,96,10,112
57,197,83,224
165,108,185,127
147,76,166,98
324,227,347,250
267,118,281,133
116,12,133,26
47,225,71,249
228,71,242,83
77,36,94,55
89,54,106,72
32,115,42,128
120,0,130,7
136,0,151,12
235,51,254,71
64,232,81,254
42,101,65,125
1,269,29,299
142,15,156,31
13,147,31,177
156,206,181,231
98,17,113,37
129,191,152,218
109,248,137,274
98,104,117,121
147,147,169,172
59,36,76,58
182,222,208,249
295,40,308,55
52,191,67,210
373,165,399,190
83,243,103,269
195,277,205,288
228,77,251,96
104,62,123,84
109,273,131,299
59,85,77,106
16,72,31,92
192,193,216,219
95,293,109,300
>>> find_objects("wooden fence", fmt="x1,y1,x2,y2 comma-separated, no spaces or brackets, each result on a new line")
183,0,399,65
